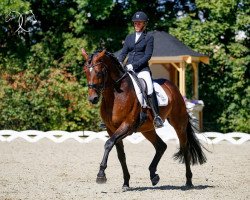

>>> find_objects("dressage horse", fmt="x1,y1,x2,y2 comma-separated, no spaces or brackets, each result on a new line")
82,48,207,189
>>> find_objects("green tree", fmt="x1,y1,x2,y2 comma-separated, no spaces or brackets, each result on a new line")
0,0,101,131
1,0,249,133
170,0,250,132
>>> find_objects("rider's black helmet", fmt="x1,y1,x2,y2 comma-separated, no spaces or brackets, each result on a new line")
132,11,148,22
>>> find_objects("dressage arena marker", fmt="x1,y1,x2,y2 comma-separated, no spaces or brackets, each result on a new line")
0,127,249,144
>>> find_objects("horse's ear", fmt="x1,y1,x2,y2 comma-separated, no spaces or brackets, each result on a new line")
81,48,89,61
99,49,106,58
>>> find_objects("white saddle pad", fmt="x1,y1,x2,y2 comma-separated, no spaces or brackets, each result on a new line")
128,74,168,108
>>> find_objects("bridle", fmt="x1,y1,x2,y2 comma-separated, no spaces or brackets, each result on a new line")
85,57,128,93
85,61,107,94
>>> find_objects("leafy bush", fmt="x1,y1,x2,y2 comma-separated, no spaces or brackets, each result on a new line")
0,68,101,131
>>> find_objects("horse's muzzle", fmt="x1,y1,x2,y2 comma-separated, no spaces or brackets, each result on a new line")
88,95,99,104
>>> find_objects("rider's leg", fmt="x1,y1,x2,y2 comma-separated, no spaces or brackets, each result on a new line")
147,91,164,128
137,71,164,128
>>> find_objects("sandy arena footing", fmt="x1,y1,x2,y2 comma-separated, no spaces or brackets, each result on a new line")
0,139,249,200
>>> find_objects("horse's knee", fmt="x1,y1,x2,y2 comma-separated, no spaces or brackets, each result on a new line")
104,138,115,151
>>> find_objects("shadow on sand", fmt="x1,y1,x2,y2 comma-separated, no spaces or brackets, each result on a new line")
126,184,214,192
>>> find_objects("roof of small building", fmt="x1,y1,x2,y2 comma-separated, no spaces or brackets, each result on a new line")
114,30,207,58
149,31,206,57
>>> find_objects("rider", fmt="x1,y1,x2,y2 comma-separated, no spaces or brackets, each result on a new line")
118,11,164,128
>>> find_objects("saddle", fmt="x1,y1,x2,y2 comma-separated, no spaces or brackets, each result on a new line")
127,71,168,129
128,71,168,108
128,71,147,102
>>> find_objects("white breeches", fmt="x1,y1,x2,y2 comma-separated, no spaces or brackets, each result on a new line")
137,71,153,95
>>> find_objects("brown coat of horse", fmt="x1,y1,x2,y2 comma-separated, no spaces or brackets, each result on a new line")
82,49,206,189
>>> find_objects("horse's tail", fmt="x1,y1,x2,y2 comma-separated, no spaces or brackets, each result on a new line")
174,118,207,165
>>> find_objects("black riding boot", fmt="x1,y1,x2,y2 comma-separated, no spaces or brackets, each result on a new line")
148,92,164,128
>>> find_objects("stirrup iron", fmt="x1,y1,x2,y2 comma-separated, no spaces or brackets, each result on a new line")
153,116,164,128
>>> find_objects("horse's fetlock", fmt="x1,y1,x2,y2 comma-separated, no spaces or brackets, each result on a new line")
100,164,106,169
97,169,106,177
186,171,193,179
148,165,156,173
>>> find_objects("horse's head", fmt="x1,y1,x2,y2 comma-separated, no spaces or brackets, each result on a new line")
82,48,107,104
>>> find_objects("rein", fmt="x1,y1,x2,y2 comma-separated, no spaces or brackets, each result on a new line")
114,70,128,84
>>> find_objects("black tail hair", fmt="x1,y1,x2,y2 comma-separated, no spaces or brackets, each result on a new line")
173,119,207,165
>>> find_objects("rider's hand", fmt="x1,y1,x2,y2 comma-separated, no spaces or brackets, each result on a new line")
126,64,133,71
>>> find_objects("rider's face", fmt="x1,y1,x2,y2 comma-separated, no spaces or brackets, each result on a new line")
133,21,145,32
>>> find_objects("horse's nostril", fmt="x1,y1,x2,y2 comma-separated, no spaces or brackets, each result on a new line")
89,96,99,104
92,97,98,104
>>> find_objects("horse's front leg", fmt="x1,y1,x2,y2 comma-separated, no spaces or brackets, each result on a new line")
96,126,131,185
96,136,115,184
115,141,130,189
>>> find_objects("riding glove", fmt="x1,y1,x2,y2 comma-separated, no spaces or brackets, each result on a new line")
126,64,133,71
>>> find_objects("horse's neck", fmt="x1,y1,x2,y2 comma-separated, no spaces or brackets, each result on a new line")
108,62,124,81
102,76,134,104
102,58,136,106
100,76,139,127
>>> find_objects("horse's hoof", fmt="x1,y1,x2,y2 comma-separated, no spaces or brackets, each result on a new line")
185,181,194,188
122,184,129,191
151,174,160,186
96,176,107,184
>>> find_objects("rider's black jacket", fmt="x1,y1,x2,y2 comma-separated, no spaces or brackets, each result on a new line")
118,32,154,73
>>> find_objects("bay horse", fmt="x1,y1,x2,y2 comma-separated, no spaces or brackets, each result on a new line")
82,48,207,189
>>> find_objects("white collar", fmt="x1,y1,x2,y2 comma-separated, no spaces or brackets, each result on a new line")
135,32,142,42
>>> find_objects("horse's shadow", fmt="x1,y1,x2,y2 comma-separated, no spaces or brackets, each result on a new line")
126,184,214,192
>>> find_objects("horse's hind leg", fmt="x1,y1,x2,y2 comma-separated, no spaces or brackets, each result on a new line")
171,116,207,187
115,141,130,188
142,130,167,186
170,117,194,187
181,130,193,187
183,145,193,187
